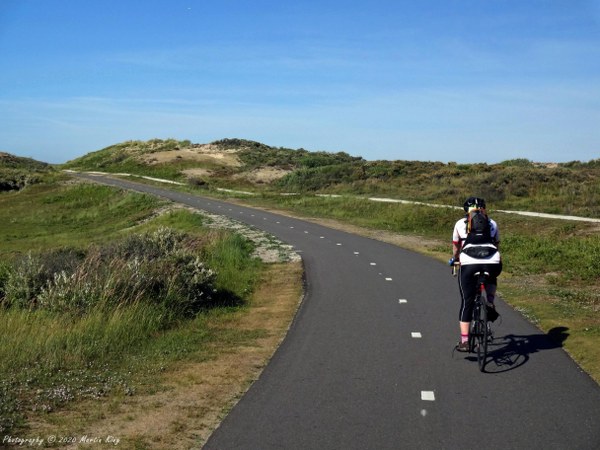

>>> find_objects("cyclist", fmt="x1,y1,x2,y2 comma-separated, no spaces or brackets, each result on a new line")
452,197,502,352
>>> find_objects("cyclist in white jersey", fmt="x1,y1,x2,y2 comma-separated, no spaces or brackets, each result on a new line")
452,197,502,352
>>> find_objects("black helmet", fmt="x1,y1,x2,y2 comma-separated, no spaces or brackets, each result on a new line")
463,196,486,212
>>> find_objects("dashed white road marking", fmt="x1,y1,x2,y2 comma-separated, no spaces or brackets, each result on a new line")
354,251,359,255
320,236,325,239
304,231,309,234
370,262,377,266
385,277,393,281
399,299,408,304
411,332,422,338
421,391,435,401
336,243,342,246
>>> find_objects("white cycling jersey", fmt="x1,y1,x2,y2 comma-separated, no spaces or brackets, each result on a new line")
452,217,501,266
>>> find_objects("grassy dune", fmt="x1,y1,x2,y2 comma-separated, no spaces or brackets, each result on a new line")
63,139,600,218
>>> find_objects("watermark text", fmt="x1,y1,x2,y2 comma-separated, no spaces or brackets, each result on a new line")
3,434,121,446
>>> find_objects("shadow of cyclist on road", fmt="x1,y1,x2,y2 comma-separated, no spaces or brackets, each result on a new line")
481,327,570,374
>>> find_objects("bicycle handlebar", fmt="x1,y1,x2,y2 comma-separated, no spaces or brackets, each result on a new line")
449,257,460,276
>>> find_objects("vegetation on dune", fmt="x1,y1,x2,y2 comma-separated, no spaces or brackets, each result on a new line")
0,228,219,316
62,139,196,180
0,152,55,191
276,158,600,217
59,138,600,217
212,138,363,170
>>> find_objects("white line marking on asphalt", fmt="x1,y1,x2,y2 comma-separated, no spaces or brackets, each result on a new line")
304,231,309,234
276,221,280,224
411,332,422,338
399,299,407,304
370,262,377,266
336,243,342,246
354,251,359,255
385,277,392,281
421,409,428,417
320,236,325,239
421,391,435,401
290,226,294,229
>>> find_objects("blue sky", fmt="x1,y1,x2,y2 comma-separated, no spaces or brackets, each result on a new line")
1,0,599,164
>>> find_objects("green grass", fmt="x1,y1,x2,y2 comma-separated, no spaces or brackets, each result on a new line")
1,181,162,253
0,179,265,435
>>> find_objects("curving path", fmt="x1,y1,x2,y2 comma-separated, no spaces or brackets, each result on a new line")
75,174,600,450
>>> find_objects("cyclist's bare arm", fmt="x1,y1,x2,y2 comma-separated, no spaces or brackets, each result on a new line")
452,241,461,259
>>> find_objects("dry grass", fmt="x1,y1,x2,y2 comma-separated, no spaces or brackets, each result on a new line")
233,167,292,184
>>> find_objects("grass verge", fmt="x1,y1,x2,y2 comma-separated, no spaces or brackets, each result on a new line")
0,179,302,448
19,261,303,449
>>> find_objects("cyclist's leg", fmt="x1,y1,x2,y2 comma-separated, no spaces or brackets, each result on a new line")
484,262,502,303
483,263,502,322
457,264,477,349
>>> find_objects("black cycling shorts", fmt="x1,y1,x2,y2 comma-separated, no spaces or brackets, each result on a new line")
458,263,502,322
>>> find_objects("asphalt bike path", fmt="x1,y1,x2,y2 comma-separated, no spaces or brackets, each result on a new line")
76,174,600,450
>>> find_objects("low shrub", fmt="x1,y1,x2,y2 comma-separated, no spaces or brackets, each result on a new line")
0,228,217,317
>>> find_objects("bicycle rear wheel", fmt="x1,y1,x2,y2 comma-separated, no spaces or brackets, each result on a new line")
476,292,488,371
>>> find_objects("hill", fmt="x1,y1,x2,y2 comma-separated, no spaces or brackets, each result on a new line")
63,138,600,218
0,152,53,191
63,138,362,185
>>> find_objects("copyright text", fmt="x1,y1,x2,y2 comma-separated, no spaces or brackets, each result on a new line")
3,435,121,446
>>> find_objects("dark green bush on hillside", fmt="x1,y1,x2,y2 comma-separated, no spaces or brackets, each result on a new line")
500,159,534,167
0,169,43,191
277,163,362,191
211,138,363,171
0,153,52,191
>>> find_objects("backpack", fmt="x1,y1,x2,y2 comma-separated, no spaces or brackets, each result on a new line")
466,209,491,243
462,209,497,258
